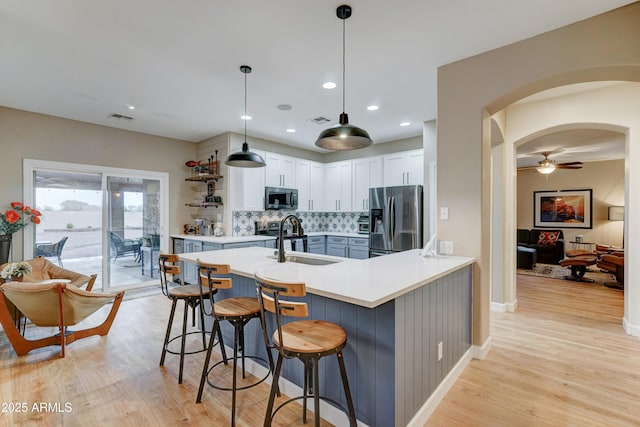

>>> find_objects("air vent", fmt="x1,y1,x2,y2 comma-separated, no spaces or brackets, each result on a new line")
108,113,134,120
310,116,332,124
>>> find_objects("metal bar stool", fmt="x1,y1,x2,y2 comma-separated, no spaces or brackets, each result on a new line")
196,261,274,427
158,253,223,384
255,272,357,427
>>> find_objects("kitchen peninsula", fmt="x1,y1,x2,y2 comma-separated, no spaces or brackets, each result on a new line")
179,246,473,426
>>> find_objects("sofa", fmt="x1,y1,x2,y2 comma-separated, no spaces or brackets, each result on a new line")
517,229,565,265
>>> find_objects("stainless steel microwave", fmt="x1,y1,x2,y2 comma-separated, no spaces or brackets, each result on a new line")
265,187,298,210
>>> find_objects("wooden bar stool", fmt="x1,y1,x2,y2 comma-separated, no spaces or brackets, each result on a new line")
159,254,223,384
196,261,273,427
255,272,357,427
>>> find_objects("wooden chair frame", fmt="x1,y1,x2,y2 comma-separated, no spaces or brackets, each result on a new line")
0,282,124,357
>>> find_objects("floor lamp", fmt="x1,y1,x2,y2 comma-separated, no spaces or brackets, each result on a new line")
608,206,624,247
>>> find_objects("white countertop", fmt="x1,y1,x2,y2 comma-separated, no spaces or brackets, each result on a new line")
171,231,366,244
171,234,276,243
178,247,473,308
306,231,367,238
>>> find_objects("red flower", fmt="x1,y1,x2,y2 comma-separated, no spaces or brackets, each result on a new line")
10,202,23,210
32,216,41,224
32,209,42,217
5,210,20,223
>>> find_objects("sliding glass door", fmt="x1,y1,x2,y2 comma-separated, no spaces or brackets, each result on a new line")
24,160,168,291
106,175,161,289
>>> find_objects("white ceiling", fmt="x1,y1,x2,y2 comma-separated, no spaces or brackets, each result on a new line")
0,1,635,152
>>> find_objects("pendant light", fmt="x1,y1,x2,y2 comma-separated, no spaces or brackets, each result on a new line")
315,5,372,150
225,65,266,168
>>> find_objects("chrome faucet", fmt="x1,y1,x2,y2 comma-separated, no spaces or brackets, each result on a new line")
278,214,304,262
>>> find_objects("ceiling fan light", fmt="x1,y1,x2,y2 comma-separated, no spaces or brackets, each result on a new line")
536,159,556,174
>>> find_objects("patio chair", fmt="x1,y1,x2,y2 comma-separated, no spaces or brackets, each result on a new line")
35,236,68,267
0,280,124,357
109,231,141,262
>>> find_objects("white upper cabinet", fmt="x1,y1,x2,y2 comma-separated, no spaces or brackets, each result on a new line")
229,148,266,211
265,152,295,187
325,160,352,212
352,156,382,211
383,149,424,186
296,159,324,211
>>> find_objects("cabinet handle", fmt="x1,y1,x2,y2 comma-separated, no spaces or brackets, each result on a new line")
406,172,410,184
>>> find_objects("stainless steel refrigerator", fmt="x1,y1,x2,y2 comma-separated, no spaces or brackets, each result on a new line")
369,185,423,257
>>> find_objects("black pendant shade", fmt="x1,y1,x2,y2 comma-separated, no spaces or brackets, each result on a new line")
225,141,266,168
315,5,372,150
315,113,372,150
225,65,266,168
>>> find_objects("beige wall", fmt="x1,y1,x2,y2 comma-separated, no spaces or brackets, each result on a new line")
437,3,640,346
517,160,625,247
0,107,196,259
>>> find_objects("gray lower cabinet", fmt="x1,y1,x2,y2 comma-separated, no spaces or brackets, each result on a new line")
183,239,202,284
264,239,277,249
348,236,369,259
326,236,349,257
326,235,370,259
222,241,265,249
203,242,222,251
306,236,326,254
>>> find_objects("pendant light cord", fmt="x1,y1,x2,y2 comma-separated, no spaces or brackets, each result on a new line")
342,16,346,114
244,70,248,141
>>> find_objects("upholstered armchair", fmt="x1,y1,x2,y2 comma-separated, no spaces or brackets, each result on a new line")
597,253,624,286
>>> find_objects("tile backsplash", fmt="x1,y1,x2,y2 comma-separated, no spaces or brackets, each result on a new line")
232,210,367,236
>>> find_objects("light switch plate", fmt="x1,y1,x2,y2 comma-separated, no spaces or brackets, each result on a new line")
439,240,454,255
440,207,449,220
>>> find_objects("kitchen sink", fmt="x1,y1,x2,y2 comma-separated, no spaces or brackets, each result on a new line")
267,255,341,265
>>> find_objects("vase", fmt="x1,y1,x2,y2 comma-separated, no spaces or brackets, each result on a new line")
0,234,11,266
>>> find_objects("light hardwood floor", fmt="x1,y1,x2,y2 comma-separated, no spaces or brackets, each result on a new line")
2,275,638,426
427,274,640,427
0,292,332,426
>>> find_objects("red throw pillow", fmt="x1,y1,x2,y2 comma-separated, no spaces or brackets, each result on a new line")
538,231,560,246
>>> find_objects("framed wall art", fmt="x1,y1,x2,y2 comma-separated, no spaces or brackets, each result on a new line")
533,189,592,229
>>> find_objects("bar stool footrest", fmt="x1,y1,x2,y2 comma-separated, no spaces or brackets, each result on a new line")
204,355,270,391
270,395,350,424
163,331,213,356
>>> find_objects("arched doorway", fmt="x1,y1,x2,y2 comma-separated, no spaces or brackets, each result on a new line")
488,81,638,336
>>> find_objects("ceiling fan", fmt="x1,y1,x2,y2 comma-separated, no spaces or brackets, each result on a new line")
517,152,583,174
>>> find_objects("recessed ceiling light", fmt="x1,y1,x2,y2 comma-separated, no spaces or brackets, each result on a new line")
127,105,136,110
400,122,410,127
278,104,292,111
286,128,296,133
367,105,379,111
241,115,252,120
322,82,337,89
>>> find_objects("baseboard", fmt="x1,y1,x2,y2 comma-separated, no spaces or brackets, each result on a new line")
470,336,492,360
490,300,517,313
211,343,370,427
623,316,640,338
406,347,474,427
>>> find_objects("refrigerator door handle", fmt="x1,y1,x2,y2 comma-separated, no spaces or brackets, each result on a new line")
388,196,396,246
